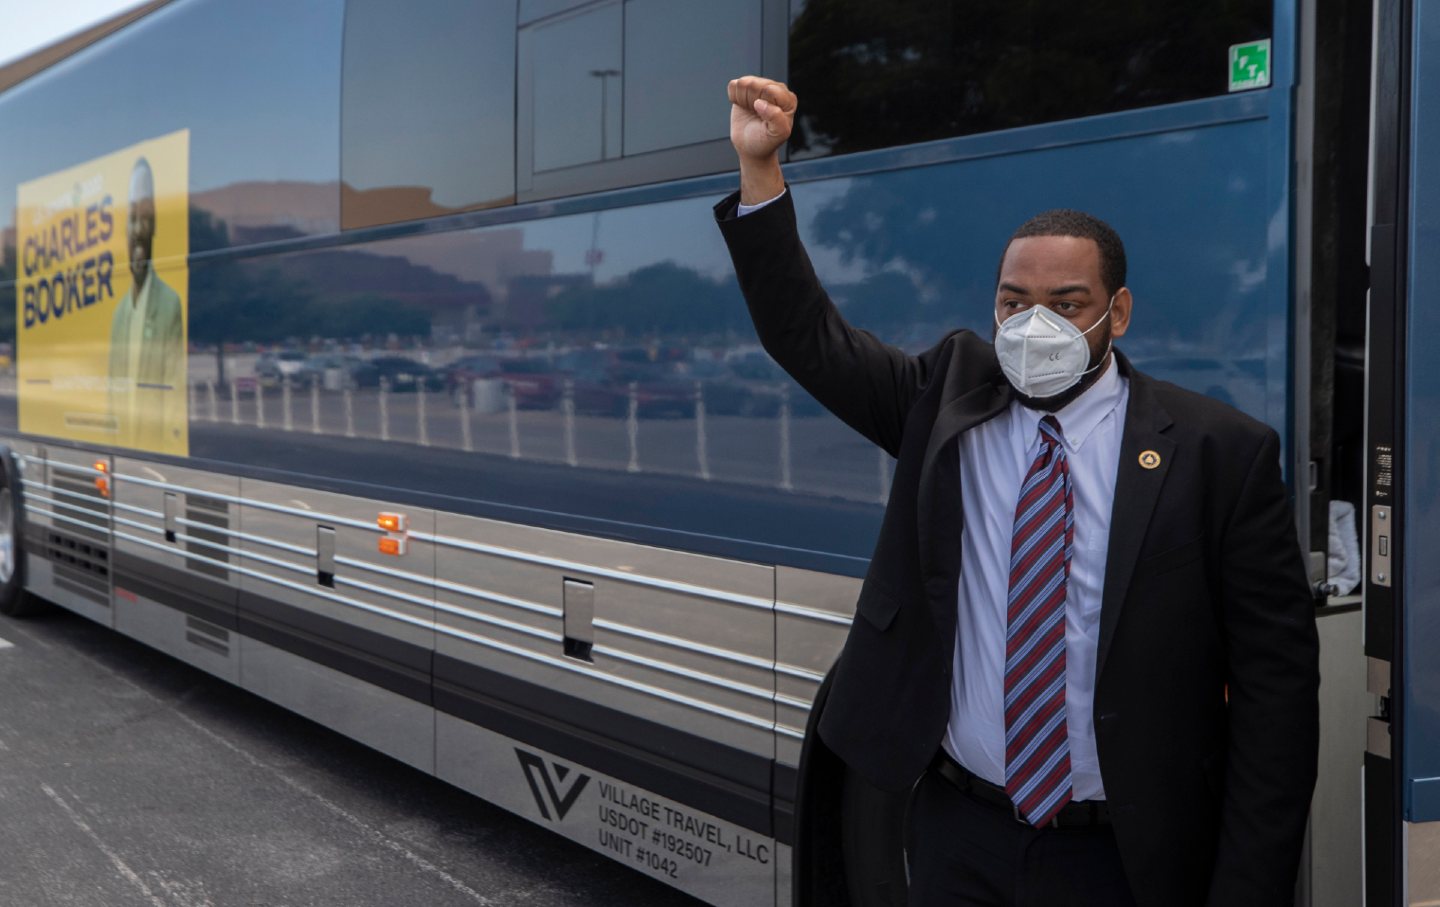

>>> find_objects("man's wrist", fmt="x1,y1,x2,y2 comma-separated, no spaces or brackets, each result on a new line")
739,156,785,206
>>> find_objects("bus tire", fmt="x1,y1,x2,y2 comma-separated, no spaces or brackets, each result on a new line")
0,447,40,617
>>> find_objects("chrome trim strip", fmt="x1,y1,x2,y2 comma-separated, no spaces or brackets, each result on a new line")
593,618,772,670
775,601,852,627
775,726,805,740
774,692,813,710
21,506,107,534
113,514,160,535
775,662,826,683
438,620,775,733
434,575,562,619
20,493,109,523
21,455,100,476
431,599,561,642
113,528,433,631
330,573,436,611
196,522,315,559
111,499,163,519
412,530,773,612
112,472,381,532
600,646,773,705
334,553,432,586
21,479,108,507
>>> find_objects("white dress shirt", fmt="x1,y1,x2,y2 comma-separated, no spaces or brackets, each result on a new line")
944,360,1128,800
735,189,1129,799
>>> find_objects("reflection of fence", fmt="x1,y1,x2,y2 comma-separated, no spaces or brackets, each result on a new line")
193,374,893,504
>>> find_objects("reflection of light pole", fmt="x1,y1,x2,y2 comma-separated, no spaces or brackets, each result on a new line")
589,68,621,160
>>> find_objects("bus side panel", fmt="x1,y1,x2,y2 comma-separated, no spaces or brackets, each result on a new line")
16,441,113,625
111,456,240,684
435,716,777,907
234,478,438,775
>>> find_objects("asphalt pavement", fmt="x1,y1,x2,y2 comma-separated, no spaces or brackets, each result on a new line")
0,605,705,907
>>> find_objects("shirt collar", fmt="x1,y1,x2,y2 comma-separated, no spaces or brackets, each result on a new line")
1015,355,1127,452
134,271,153,308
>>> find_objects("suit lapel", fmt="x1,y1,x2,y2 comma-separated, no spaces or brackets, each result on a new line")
1095,359,1174,681
917,373,1011,632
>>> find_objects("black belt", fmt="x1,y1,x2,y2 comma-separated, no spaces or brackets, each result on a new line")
930,750,1111,828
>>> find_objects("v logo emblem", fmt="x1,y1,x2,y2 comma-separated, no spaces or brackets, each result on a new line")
515,749,591,821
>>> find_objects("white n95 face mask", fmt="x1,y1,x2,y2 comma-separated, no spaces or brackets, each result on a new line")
993,295,1114,399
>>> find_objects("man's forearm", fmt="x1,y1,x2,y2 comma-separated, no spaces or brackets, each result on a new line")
739,155,785,207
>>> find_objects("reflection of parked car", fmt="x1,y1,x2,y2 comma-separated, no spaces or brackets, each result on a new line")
255,350,307,386
496,359,563,409
442,354,505,403
298,353,364,389
721,351,826,417
687,360,780,417
351,356,444,392
572,361,697,419
446,356,563,409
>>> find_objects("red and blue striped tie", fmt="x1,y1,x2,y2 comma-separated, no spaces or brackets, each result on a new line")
1003,415,1075,827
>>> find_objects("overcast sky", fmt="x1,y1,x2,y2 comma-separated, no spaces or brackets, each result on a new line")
0,0,146,68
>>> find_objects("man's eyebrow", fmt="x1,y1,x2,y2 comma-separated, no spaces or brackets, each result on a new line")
998,282,1030,296
1047,284,1092,297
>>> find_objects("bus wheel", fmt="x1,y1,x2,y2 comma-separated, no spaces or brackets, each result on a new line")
0,448,40,617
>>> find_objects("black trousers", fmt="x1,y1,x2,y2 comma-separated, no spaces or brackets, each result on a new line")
906,769,1139,907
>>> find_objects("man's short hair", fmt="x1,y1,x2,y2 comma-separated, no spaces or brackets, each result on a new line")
1001,209,1127,297
130,156,154,202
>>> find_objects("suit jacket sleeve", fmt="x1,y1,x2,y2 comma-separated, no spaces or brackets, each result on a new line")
1205,429,1321,906
715,188,950,457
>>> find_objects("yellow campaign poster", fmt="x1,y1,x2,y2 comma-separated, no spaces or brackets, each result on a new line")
16,130,189,456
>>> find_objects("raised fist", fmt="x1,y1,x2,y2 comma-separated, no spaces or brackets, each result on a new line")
728,76,797,163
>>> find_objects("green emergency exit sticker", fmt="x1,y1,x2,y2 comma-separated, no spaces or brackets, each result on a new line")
1229,39,1271,92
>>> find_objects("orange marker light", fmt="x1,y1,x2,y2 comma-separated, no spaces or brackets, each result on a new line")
378,536,407,556
95,476,110,498
94,460,108,473
377,512,408,533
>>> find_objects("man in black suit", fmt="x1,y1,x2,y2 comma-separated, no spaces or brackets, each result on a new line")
716,76,1320,906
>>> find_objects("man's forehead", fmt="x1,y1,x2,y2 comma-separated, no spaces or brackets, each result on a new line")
1000,235,1103,288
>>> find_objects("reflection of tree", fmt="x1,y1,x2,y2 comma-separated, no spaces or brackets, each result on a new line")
788,0,1268,157
547,263,747,337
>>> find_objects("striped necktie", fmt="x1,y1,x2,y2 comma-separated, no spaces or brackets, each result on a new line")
1003,414,1075,827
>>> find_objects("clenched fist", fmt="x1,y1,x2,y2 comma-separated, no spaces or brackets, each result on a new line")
727,76,796,205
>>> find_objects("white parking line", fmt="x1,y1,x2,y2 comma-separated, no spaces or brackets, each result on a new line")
41,783,170,907
0,636,13,650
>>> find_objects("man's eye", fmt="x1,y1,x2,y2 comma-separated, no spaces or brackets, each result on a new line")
1054,301,1078,313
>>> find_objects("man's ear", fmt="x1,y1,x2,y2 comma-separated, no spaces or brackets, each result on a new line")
1110,287,1133,339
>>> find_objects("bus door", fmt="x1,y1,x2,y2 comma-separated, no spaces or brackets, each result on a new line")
1364,0,1440,902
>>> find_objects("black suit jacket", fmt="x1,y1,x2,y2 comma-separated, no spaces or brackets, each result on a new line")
716,189,1319,907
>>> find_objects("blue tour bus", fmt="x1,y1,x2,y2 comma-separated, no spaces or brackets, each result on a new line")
0,0,1428,903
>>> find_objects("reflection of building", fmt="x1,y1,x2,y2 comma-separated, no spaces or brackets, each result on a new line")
191,180,569,343
193,181,340,241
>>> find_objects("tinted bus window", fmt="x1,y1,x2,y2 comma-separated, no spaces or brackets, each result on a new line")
341,0,518,229
623,0,763,156
525,1,624,172
518,0,766,200
788,0,1273,158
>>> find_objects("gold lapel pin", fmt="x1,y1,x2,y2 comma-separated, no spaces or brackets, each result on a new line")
1139,450,1161,470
